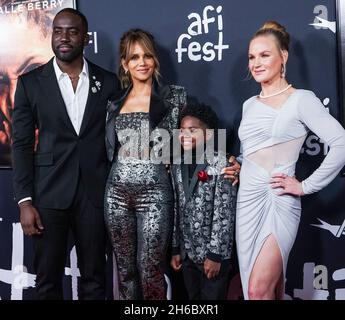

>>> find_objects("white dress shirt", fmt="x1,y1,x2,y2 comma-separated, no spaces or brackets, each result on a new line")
53,57,90,135
18,58,90,205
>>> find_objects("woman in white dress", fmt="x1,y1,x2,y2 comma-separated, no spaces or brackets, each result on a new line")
237,21,345,300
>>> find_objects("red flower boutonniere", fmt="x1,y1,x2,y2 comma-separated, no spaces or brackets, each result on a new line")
197,170,209,182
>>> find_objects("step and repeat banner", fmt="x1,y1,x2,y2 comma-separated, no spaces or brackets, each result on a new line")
0,0,344,300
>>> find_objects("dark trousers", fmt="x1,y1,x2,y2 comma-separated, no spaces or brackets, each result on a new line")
32,179,106,300
182,256,231,300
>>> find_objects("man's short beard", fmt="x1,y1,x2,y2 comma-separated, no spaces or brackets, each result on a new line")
53,46,84,62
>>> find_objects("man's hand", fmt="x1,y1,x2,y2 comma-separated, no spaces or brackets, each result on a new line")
204,258,221,279
19,201,44,236
171,254,182,272
221,156,241,186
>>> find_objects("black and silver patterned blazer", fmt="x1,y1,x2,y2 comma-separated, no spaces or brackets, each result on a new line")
171,152,237,264
105,83,186,162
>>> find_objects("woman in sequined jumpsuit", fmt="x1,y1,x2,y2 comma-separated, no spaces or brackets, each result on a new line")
104,29,186,300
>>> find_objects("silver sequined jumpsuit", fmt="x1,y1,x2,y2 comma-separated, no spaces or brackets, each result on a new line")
104,111,174,300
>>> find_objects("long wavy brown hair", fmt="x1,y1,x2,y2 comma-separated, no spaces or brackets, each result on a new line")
118,28,161,89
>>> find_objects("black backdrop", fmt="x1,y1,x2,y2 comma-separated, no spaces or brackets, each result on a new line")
1,0,345,300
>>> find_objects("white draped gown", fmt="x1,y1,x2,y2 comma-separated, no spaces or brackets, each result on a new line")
236,89,345,299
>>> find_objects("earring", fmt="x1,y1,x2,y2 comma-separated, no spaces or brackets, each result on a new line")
125,69,128,75
281,64,286,78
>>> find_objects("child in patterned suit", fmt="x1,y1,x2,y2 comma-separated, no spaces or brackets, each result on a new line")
170,103,237,300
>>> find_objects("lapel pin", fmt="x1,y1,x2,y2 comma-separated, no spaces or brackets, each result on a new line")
91,87,97,93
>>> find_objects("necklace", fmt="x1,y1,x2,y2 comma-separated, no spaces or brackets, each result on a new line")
259,84,292,99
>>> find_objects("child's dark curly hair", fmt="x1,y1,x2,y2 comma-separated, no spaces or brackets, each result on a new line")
180,103,219,129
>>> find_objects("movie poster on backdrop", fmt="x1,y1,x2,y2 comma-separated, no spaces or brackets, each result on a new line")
0,0,76,168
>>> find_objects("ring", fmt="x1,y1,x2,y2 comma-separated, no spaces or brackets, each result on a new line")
234,171,239,177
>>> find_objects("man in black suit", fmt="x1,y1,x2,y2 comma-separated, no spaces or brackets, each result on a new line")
12,8,119,299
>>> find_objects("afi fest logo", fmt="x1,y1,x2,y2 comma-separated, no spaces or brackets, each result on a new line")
312,218,345,238
176,5,229,63
284,216,345,300
310,5,336,33
300,98,330,156
0,222,80,300
88,32,98,54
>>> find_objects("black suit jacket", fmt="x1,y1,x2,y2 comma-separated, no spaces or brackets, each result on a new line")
105,83,187,162
12,58,119,209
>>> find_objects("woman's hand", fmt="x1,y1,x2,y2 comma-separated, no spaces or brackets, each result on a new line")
270,173,304,196
221,156,241,186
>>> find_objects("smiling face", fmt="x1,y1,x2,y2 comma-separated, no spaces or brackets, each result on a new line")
52,11,88,63
248,35,288,84
179,116,209,151
122,42,156,85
